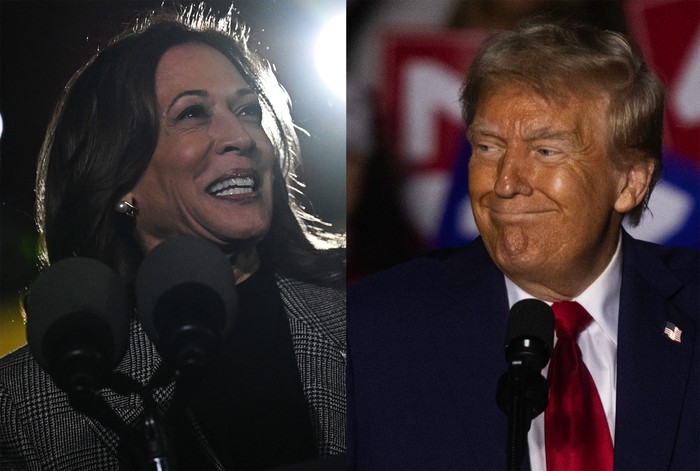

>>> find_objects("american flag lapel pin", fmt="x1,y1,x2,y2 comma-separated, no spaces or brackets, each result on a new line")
663,321,682,343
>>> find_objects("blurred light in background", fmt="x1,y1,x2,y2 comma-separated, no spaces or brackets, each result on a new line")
315,10,346,100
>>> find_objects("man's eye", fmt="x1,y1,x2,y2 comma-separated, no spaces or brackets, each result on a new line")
176,105,208,121
537,148,560,157
474,143,499,155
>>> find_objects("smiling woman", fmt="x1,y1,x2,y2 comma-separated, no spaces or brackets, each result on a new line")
126,44,277,265
0,4,345,470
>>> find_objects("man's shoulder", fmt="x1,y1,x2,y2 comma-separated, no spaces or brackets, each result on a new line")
347,238,499,323
350,238,488,292
626,236,699,284
624,235,699,319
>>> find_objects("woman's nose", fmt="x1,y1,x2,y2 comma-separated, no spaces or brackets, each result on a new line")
212,111,256,155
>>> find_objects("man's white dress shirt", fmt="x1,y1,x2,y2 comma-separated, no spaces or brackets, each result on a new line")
504,236,622,471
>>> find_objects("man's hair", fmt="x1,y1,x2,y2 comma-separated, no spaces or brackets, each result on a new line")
461,19,665,226
36,5,344,290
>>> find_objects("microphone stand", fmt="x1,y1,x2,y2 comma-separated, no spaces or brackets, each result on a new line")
497,362,548,471
143,414,171,471
137,358,216,471
67,370,175,471
113,368,177,470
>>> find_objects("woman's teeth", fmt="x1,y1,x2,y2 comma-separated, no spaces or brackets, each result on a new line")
208,177,255,196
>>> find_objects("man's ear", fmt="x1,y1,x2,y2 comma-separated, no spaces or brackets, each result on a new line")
614,157,655,214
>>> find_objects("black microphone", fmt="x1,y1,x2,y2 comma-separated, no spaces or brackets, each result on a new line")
135,236,237,382
504,299,554,373
26,257,130,400
496,298,555,471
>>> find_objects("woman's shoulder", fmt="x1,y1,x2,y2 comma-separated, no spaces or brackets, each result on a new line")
275,274,345,317
0,344,45,389
276,273,344,300
0,343,121,470
274,273,345,347
0,344,74,423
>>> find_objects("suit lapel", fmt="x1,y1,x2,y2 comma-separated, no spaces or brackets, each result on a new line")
81,320,225,469
275,275,346,455
275,275,346,351
79,320,171,460
614,235,696,470
427,239,512,467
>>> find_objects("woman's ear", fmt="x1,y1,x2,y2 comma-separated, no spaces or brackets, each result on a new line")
117,192,134,203
115,193,139,217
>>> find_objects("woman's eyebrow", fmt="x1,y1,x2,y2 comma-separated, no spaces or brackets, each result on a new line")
166,88,257,113
166,90,209,113
237,88,256,98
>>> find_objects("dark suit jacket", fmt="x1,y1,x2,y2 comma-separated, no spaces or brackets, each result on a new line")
0,275,346,470
347,233,699,470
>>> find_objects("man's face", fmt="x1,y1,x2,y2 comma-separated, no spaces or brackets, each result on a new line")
468,82,629,300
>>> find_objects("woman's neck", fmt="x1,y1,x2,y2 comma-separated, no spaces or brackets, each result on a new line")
228,246,260,285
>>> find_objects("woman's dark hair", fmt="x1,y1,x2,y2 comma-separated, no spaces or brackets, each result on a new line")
36,5,344,289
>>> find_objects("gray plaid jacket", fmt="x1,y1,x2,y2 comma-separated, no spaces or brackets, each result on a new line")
0,275,346,470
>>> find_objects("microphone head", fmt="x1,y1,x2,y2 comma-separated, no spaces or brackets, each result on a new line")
135,236,237,372
26,257,130,392
505,298,555,370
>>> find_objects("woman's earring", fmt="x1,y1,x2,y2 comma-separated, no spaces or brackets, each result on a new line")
115,200,139,218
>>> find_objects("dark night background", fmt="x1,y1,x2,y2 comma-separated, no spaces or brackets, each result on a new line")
0,0,346,351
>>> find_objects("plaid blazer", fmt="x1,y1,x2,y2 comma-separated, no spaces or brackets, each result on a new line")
0,275,346,470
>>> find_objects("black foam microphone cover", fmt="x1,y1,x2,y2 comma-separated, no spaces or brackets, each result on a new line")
505,298,555,371
135,236,237,376
26,257,130,395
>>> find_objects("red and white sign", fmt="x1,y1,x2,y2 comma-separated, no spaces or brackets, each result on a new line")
381,29,487,240
625,0,700,163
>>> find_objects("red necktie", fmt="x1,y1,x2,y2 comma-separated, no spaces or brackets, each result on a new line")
545,301,614,471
